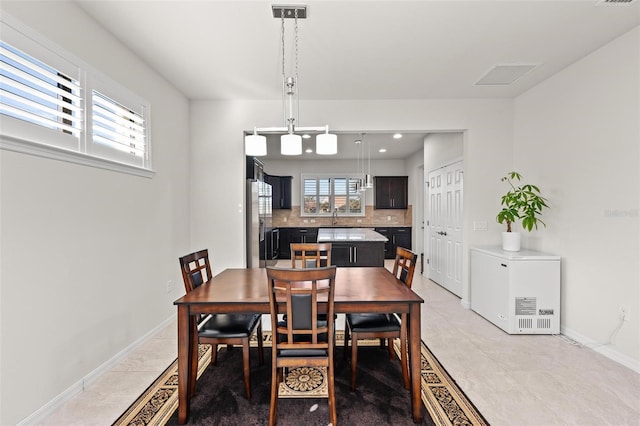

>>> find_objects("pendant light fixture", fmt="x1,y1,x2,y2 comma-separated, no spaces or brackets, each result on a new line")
363,133,373,189
354,137,362,192
316,125,337,155
244,5,337,156
245,128,267,156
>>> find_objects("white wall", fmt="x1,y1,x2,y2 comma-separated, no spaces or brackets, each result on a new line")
0,2,191,424
424,133,464,173
190,98,514,300
513,27,639,368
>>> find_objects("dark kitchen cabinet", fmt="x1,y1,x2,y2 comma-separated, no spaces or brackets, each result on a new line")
264,174,292,209
331,242,385,267
278,228,318,259
375,227,412,259
374,176,408,209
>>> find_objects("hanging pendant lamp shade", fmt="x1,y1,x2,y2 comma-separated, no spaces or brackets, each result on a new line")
245,129,267,156
316,127,337,155
281,133,302,155
364,174,374,189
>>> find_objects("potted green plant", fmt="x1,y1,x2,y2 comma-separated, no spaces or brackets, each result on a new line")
496,171,549,251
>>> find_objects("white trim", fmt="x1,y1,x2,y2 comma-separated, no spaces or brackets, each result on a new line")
561,324,640,373
16,315,176,426
1,135,155,178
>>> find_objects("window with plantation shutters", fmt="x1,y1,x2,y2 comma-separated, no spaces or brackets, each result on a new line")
0,15,153,177
302,174,364,216
91,90,147,166
0,41,81,137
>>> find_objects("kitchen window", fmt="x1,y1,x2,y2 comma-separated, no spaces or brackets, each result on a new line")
302,174,364,217
0,15,153,177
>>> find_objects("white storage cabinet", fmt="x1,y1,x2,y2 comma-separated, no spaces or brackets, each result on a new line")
470,246,561,334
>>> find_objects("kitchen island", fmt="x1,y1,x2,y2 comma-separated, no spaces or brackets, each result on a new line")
317,228,387,267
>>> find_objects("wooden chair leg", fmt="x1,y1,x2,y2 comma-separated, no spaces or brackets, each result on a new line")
388,338,395,359
269,365,280,426
328,361,337,426
211,343,218,365
242,339,251,399
350,332,359,391
256,321,264,365
343,325,350,359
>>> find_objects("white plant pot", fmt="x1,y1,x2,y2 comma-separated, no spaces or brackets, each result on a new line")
502,232,521,251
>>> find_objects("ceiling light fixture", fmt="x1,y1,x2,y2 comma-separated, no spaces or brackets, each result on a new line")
393,133,403,139
354,138,362,192
244,5,337,157
363,133,373,189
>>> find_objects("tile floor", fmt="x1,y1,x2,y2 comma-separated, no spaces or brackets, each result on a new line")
39,261,640,426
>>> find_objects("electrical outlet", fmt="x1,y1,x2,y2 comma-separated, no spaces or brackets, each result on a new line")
619,305,630,322
166,280,174,294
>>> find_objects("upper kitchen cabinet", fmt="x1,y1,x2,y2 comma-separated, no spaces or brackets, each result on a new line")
374,176,408,209
265,174,292,209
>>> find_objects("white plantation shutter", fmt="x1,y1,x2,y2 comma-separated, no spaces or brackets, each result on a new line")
301,175,365,216
92,91,146,158
0,40,82,149
0,16,153,176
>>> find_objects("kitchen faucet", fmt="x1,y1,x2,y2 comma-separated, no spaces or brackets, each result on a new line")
332,209,338,225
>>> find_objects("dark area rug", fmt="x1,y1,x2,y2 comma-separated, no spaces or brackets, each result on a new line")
165,346,433,425
113,334,488,426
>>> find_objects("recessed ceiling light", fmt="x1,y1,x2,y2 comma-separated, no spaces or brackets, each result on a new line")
379,148,387,153
355,139,362,144
302,134,311,139
393,133,403,139
305,148,313,153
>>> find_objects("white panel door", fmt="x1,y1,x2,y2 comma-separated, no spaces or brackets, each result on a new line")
443,163,463,296
427,168,444,285
427,161,463,297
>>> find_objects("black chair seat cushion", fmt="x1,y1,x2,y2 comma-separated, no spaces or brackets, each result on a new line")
198,313,261,339
346,313,400,333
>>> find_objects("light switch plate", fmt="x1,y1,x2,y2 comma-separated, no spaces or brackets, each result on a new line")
473,221,488,231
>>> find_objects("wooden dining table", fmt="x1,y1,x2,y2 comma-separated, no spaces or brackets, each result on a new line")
174,266,424,424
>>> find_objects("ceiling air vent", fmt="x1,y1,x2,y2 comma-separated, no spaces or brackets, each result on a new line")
595,0,636,5
474,64,537,86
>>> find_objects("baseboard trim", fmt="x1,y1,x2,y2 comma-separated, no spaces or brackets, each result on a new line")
561,325,640,374
16,315,177,426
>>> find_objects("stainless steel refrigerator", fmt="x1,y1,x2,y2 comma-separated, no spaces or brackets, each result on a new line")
246,179,272,268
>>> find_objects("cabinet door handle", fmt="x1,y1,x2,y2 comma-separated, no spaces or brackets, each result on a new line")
354,246,357,263
500,263,507,267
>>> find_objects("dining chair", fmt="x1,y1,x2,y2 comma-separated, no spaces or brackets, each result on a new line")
266,266,337,426
290,242,332,268
178,249,264,399
289,242,333,322
343,246,418,391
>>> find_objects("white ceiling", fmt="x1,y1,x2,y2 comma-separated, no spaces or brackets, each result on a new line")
74,0,639,159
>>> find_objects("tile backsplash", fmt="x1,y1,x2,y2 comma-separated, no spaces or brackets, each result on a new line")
272,206,412,227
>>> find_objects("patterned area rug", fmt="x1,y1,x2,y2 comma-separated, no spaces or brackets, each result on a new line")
112,332,488,426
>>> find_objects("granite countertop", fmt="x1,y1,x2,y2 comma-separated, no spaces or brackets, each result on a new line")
317,228,388,242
